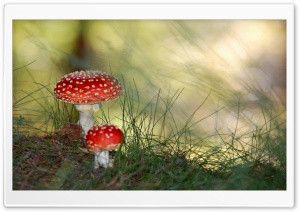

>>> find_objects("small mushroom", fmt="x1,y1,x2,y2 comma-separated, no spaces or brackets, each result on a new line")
53,70,123,135
86,124,124,168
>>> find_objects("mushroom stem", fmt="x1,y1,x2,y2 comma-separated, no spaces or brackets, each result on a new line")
95,151,110,168
75,104,99,134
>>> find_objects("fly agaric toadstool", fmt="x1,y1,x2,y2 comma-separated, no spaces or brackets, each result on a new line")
54,70,122,135
86,124,123,168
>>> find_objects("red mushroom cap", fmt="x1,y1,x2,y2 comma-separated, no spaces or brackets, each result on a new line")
54,70,122,104
85,124,123,152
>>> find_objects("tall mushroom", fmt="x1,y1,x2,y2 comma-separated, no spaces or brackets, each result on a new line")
86,124,124,168
54,70,122,135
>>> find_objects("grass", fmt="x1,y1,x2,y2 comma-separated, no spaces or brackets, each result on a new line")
12,20,286,190
12,79,286,190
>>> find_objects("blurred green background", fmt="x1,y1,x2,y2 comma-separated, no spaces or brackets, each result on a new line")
13,20,286,141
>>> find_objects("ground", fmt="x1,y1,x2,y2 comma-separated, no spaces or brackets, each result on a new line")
13,123,286,190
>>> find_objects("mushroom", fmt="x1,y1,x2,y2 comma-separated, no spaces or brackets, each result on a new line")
53,70,123,135
86,124,124,168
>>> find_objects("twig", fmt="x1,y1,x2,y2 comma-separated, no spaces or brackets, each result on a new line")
51,139,65,162
20,169,34,189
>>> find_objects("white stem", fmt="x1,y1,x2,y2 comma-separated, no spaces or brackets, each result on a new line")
78,110,94,134
75,104,99,134
95,151,110,168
